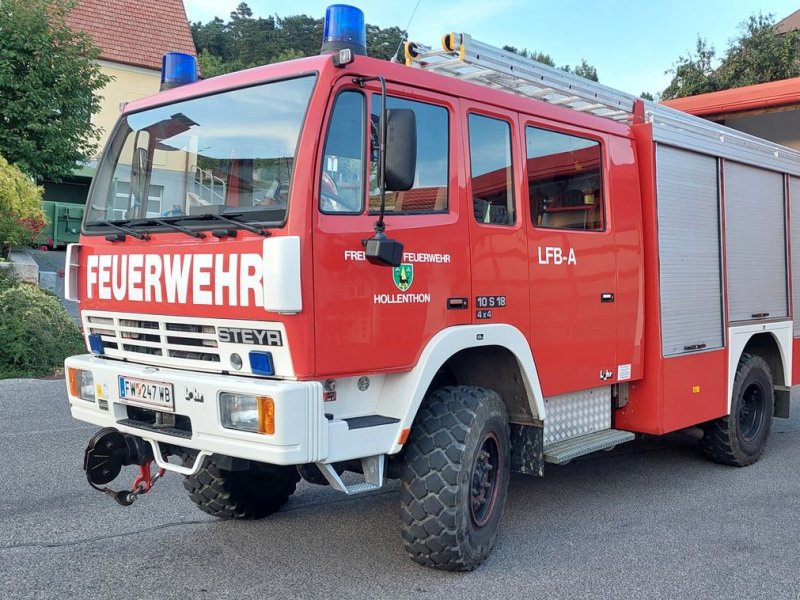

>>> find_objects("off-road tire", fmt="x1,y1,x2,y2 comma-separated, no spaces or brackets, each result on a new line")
700,353,774,467
183,455,300,519
400,385,510,571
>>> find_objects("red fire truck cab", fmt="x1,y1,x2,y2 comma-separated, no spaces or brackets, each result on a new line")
64,8,799,571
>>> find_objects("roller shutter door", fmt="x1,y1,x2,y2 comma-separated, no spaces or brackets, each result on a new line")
790,177,800,335
724,162,787,322
656,146,724,356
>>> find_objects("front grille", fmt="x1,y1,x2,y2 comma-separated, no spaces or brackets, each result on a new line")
86,313,221,369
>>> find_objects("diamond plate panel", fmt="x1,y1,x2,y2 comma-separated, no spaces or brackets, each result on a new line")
544,387,611,447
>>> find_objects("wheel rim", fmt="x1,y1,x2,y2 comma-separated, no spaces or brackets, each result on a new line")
470,431,501,528
738,382,766,442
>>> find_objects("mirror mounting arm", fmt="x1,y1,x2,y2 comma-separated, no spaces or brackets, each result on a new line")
353,75,388,236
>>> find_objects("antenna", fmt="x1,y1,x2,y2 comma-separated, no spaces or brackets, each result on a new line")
391,0,423,62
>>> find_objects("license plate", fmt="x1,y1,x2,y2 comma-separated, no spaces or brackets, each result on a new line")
118,376,175,412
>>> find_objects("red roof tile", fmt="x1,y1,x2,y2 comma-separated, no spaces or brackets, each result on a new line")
662,77,800,117
776,9,800,34
66,0,196,71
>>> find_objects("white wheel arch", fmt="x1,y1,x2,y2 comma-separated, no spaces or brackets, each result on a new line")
374,324,545,455
727,321,792,412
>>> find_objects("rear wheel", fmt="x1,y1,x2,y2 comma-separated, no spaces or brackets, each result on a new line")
400,385,510,571
183,455,300,519
700,353,774,467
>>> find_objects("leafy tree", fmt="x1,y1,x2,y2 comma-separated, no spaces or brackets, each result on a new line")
563,59,599,82
0,154,45,258
717,13,800,88
640,91,655,101
662,13,800,99
661,37,718,99
0,0,110,181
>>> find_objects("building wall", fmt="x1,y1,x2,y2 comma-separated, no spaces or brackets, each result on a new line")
92,60,162,156
722,110,800,152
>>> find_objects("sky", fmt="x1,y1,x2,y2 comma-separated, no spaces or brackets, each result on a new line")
183,1,800,96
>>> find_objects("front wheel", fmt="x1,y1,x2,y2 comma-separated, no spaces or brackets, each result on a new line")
700,353,774,467
183,455,300,519
400,386,510,571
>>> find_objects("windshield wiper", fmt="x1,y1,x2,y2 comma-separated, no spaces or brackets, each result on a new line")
185,213,271,237
96,220,149,241
146,218,205,239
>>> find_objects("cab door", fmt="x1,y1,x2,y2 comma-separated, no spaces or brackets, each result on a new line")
462,104,530,340
523,122,619,396
312,81,470,377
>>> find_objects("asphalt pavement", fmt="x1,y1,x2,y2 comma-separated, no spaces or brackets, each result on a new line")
2,378,800,600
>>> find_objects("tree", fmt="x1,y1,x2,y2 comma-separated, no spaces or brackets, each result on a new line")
0,0,110,181
661,37,718,99
662,13,800,99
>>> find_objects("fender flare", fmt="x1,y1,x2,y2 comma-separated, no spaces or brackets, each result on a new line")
376,324,545,454
727,321,793,412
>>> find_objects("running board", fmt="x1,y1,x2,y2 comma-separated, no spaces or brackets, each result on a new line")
544,429,635,464
316,455,384,495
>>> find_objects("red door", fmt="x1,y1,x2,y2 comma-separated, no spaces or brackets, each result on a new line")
523,121,619,396
462,104,531,340
312,80,470,377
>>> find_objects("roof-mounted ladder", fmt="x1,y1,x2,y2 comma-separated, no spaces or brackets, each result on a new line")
405,33,639,122
404,32,800,175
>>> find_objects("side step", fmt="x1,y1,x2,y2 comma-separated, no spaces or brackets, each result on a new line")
316,455,384,495
544,429,635,464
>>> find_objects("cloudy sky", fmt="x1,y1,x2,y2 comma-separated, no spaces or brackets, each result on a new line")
184,0,800,95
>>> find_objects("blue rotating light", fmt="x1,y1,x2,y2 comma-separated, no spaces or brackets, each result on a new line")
160,52,199,91
321,4,367,56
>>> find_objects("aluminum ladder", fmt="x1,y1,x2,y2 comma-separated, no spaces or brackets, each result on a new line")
404,32,800,172
404,33,638,122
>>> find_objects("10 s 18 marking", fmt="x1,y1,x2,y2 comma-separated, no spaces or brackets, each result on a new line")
476,296,506,308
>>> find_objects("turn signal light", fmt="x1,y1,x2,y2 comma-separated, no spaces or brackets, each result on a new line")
258,396,275,434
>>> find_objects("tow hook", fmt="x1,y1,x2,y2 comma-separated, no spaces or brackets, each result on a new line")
111,460,167,506
83,427,167,506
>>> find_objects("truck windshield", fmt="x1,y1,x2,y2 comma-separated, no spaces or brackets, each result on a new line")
85,75,317,230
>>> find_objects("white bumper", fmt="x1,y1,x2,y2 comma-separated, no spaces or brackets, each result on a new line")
65,354,327,466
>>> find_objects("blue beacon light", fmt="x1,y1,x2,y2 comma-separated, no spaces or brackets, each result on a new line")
160,52,199,91
320,4,367,56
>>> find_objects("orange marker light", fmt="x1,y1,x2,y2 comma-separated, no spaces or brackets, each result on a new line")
67,368,80,397
258,396,275,435
398,427,411,445
692,385,701,394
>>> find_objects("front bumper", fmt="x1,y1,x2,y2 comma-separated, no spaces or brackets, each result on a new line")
65,354,327,466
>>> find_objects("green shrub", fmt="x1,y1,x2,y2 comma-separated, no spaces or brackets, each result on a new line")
0,282,85,378
0,154,45,258
0,265,18,292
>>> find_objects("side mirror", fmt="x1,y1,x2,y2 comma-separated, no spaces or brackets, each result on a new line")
384,109,416,191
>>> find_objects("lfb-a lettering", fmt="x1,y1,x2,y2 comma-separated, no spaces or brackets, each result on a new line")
537,246,577,265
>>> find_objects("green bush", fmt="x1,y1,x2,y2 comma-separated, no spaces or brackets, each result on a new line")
0,275,85,378
0,154,45,258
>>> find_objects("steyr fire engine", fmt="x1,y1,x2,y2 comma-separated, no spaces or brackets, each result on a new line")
65,5,799,570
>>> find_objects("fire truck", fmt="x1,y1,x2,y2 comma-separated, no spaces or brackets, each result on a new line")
65,5,799,570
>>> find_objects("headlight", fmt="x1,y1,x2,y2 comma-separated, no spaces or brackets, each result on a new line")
67,368,95,402
219,393,274,434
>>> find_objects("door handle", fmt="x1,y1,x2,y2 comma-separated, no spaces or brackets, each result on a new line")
600,293,615,303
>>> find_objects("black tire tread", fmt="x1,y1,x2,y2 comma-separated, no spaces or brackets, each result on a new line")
400,385,508,571
183,455,300,519
700,352,773,467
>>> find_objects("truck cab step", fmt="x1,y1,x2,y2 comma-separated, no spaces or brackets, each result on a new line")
544,429,635,464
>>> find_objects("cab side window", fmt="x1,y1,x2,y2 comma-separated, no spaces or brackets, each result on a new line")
527,126,604,231
320,91,365,213
468,114,515,226
368,96,449,214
